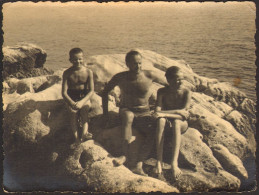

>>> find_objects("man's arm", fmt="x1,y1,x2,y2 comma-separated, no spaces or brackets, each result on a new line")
145,70,168,86
102,73,121,115
62,71,76,108
76,69,94,108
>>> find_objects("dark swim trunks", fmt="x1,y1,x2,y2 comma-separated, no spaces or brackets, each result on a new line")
67,89,89,102
120,106,156,134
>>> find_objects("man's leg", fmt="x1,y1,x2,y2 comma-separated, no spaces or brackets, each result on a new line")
80,101,92,142
113,109,134,166
131,116,156,176
171,119,188,180
155,118,166,174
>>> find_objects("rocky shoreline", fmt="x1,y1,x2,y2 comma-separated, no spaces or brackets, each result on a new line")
3,43,256,192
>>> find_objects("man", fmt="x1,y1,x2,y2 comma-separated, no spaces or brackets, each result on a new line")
102,49,166,176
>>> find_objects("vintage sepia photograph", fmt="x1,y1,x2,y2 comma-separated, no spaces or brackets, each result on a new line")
2,1,257,193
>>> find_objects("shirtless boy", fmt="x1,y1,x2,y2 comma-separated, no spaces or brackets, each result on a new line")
62,48,94,143
153,66,191,181
102,50,165,176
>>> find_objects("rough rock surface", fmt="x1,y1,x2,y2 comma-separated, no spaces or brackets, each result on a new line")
3,47,255,192
3,43,53,79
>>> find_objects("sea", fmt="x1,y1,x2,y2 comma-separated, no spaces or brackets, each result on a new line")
2,2,257,191
3,2,256,100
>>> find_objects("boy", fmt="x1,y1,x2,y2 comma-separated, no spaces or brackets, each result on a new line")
62,48,94,143
153,66,191,181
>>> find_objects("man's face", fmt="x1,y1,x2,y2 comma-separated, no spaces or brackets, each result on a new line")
70,52,84,67
127,54,142,74
167,72,184,89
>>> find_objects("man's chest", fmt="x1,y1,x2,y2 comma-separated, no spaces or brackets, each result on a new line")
120,76,152,94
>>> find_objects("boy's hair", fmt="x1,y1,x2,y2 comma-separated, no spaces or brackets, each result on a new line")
165,66,180,79
69,48,83,59
125,50,142,64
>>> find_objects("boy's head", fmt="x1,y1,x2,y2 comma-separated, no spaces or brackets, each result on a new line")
69,48,84,67
165,66,183,88
125,50,142,74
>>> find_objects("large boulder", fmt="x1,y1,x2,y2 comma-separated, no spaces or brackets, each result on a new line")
57,141,178,193
3,43,53,79
3,48,256,192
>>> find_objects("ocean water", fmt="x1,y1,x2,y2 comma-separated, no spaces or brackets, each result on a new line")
3,2,256,100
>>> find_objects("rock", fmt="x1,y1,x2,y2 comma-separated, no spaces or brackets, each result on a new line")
211,144,248,180
3,48,255,192
56,141,178,193
3,43,53,79
188,103,247,159
144,128,240,192
95,126,241,191
225,110,256,156
3,81,10,94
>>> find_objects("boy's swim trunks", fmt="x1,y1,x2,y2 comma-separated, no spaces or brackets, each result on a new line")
67,89,89,102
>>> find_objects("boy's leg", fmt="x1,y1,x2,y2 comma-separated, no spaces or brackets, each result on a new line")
70,109,79,142
155,118,166,174
171,119,188,180
80,101,92,141
113,108,134,166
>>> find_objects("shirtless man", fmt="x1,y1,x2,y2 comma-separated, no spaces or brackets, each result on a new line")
62,48,94,143
153,66,191,181
102,50,165,176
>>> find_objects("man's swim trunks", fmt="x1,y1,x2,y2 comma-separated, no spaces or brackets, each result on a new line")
120,106,156,134
67,89,89,102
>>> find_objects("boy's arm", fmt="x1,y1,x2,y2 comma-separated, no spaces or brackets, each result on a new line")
62,71,76,108
101,73,121,116
154,89,183,120
76,69,94,107
157,90,191,119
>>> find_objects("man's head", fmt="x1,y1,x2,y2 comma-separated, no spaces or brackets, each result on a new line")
69,48,84,67
165,66,183,89
125,50,142,74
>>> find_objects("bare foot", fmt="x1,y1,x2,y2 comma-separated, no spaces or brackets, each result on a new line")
113,156,126,166
152,167,166,182
131,166,148,176
74,137,81,144
171,166,182,181
81,132,93,142
154,162,162,174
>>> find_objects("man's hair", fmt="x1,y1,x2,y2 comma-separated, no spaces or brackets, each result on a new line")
125,50,142,64
69,48,83,59
165,66,180,79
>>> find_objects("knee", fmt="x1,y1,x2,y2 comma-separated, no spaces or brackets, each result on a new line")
69,110,77,118
172,119,181,131
157,118,166,128
173,119,181,125
122,111,134,125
